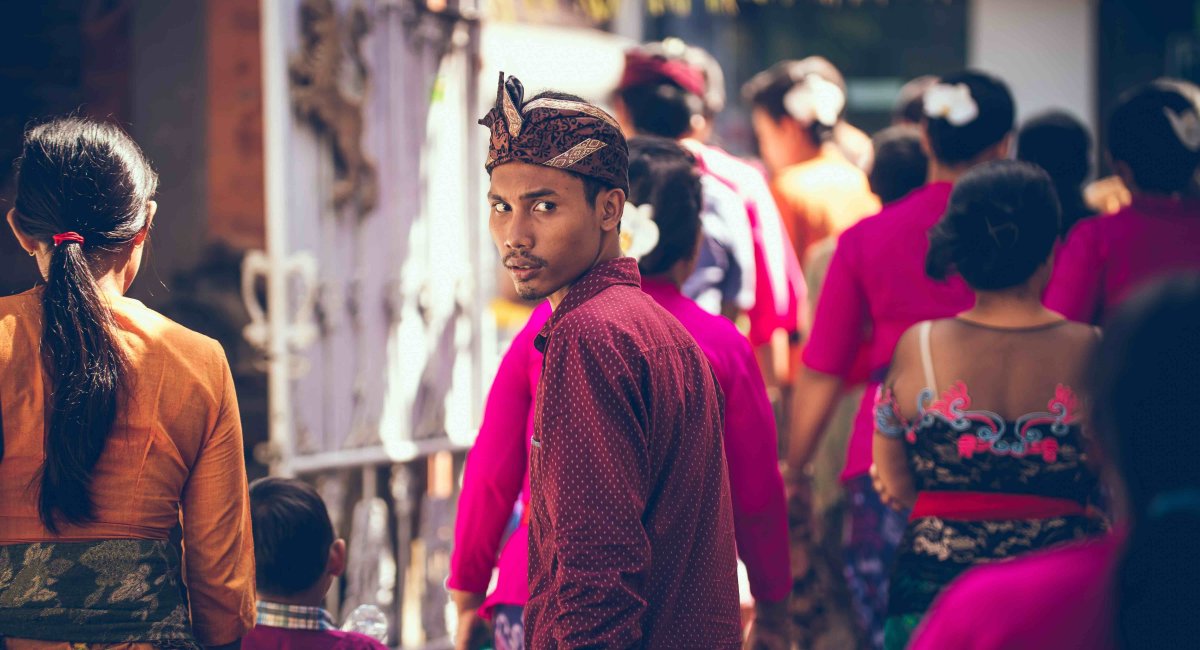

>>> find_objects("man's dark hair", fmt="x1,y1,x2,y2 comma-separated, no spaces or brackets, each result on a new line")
618,83,703,139
521,90,619,205
250,477,335,596
742,57,846,144
1017,110,1093,236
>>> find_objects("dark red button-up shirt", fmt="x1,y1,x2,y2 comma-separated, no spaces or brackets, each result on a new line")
525,257,742,649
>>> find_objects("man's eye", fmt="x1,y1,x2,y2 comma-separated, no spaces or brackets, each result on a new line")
492,202,511,213
533,201,556,212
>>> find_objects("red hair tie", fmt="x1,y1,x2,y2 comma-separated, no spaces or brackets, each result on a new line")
52,232,85,247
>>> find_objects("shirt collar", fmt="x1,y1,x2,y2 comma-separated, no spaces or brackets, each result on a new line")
255,600,337,631
534,256,641,353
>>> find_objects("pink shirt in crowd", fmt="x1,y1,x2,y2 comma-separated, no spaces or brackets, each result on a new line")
686,141,809,345
910,533,1121,650
448,276,793,615
1045,195,1200,325
802,182,973,481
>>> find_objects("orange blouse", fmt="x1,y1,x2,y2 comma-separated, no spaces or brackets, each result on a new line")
0,288,256,647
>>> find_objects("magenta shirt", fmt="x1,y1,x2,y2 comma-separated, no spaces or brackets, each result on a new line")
446,301,547,616
448,275,794,616
802,182,973,481
910,533,1120,650
1045,195,1200,325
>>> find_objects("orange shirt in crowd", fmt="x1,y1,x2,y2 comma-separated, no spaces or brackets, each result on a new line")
771,144,881,265
0,288,256,648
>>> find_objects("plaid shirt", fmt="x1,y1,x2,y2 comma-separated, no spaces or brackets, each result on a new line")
255,600,336,631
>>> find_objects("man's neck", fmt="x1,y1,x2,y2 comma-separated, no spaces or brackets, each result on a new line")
548,247,622,310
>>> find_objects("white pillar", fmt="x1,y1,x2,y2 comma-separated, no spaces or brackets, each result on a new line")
969,0,1098,136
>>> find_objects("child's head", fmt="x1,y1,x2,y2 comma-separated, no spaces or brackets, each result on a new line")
250,477,346,602
869,124,928,204
1108,78,1200,195
926,159,1060,293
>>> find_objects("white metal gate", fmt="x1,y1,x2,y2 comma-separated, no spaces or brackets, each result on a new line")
245,0,486,645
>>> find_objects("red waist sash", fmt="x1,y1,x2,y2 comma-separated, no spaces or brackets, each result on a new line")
910,490,1087,522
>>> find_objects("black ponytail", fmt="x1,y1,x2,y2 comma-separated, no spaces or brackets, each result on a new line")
1090,274,1200,649
626,136,703,277
10,117,157,532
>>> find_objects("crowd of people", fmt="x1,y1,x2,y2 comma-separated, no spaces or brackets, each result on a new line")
0,32,1197,650
452,39,1200,650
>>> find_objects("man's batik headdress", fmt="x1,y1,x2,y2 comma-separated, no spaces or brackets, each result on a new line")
480,73,629,193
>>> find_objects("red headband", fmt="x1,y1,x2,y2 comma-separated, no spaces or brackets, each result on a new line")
619,49,707,98
52,232,85,247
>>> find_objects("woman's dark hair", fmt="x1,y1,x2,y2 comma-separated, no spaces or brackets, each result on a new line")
1108,79,1200,194
743,57,846,144
9,117,157,532
626,136,703,276
1089,274,1200,649
1017,110,1093,236
869,124,928,203
926,160,1059,291
249,477,336,595
924,70,1015,165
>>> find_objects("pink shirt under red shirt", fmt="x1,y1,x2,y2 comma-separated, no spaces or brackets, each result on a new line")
802,182,973,481
447,268,792,619
686,141,809,345
910,533,1121,650
525,257,740,648
1045,195,1200,325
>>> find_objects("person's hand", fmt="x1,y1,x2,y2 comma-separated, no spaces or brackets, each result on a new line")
450,590,489,650
744,597,791,650
870,463,907,512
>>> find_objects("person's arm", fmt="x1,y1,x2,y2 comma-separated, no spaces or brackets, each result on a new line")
720,339,792,646
182,346,256,648
538,334,651,649
787,232,866,474
448,311,538,595
723,339,791,596
1044,221,1104,324
870,328,920,510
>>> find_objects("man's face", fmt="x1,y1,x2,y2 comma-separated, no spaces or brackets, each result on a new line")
488,162,607,303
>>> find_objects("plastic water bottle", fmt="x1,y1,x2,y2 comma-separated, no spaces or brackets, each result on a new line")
342,604,389,643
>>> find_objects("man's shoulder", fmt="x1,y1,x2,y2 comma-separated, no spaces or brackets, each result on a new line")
552,285,691,353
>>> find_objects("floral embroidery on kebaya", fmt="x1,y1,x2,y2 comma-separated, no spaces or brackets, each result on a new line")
881,381,1082,462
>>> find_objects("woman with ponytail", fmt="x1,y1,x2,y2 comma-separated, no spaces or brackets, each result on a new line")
0,118,254,649
871,160,1105,649
909,273,1200,650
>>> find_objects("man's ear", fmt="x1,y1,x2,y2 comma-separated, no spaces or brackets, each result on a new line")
598,187,626,233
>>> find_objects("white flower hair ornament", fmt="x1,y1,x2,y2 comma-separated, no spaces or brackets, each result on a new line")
620,202,659,261
1164,106,1200,152
923,83,979,127
784,74,845,128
